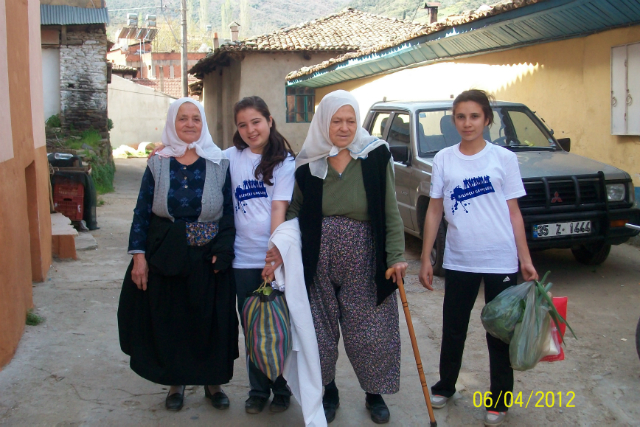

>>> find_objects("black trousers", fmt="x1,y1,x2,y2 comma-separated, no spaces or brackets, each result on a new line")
431,269,517,412
234,268,291,399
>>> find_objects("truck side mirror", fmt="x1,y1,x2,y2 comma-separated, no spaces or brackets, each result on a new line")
557,138,571,152
390,145,410,165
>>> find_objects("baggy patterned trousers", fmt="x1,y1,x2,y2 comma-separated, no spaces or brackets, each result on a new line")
308,216,401,394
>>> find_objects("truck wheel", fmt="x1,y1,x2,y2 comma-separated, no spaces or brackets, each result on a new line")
431,221,446,277
570,243,611,265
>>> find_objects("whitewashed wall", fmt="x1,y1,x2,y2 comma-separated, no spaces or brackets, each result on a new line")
42,48,60,121
108,75,174,147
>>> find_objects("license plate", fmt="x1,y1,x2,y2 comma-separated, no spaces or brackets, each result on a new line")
533,221,592,238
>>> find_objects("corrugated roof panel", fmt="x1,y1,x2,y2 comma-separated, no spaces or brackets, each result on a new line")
41,5,109,26
616,0,640,16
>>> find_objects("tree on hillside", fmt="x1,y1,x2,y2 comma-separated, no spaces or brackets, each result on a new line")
199,0,209,31
220,0,232,38
187,0,196,31
240,0,251,38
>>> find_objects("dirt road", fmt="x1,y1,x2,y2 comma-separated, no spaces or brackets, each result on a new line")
0,158,639,426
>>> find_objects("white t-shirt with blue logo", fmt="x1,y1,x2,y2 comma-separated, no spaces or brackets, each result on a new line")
430,142,525,274
225,147,296,269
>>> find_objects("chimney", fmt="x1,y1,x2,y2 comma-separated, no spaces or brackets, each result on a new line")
229,22,240,42
213,32,219,49
424,2,440,24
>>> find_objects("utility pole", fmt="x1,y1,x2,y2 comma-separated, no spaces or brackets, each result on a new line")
180,0,188,97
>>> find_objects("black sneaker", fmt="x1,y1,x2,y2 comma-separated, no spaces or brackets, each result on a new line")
269,394,291,413
245,395,268,414
365,393,390,424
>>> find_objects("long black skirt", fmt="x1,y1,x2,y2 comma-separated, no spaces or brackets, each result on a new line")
118,223,238,386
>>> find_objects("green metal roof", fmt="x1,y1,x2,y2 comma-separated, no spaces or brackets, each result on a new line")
41,5,109,26
287,0,640,88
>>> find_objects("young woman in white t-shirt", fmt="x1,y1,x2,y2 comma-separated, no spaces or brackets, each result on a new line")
418,90,538,427
226,96,296,415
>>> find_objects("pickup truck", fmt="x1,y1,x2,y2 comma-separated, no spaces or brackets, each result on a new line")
363,101,640,276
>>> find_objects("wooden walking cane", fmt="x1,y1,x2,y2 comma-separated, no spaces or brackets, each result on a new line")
386,268,437,427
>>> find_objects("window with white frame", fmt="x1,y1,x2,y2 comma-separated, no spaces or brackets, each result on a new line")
611,42,640,135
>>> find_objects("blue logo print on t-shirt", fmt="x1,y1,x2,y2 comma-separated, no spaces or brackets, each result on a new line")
235,179,268,213
450,176,495,214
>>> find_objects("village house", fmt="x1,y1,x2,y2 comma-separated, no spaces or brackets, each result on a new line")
40,0,109,136
107,43,205,98
286,0,640,195
189,8,426,151
1,0,51,367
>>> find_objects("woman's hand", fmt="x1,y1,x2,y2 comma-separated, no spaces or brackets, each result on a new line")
388,261,408,285
211,255,219,274
520,261,538,282
131,254,149,291
418,259,434,291
262,247,283,281
148,144,165,158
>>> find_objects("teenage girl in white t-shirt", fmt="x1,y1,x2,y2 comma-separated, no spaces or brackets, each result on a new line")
419,90,538,427
226,96,296,415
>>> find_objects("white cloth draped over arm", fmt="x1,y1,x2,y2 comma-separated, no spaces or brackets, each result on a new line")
268,219,326,427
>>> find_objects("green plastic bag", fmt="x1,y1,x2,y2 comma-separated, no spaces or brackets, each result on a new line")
481,281,532,344
509,285,552,371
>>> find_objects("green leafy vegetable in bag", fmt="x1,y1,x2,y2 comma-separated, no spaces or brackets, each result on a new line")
481,280,532,344
481,271,577,348
504,272,578,371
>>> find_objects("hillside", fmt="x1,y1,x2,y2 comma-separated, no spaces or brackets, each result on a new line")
344,0,492,23
106,0,492,50
107,0,352,43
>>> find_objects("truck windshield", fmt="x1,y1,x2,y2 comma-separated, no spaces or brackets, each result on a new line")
416,107,557,157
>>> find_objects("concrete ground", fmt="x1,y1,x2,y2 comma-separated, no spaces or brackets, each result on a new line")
1,157,639,426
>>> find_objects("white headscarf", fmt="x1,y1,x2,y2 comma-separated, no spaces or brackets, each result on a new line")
295,90,388,179
156,97,225,164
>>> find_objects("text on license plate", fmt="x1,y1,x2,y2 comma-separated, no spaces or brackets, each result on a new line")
533,221,592,238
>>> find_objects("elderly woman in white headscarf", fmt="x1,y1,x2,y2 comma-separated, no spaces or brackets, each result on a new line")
285,90,407,425
118,98,238,412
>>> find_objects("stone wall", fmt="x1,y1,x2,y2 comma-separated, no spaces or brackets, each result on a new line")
59,25,108,134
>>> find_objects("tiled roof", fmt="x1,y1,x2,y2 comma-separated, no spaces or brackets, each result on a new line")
190,8,423,78
112,64,137,72
133,78,199,99
286,0,545,81
41,5,109,26
189,80,203,97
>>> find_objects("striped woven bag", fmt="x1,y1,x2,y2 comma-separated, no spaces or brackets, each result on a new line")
242,280,292,381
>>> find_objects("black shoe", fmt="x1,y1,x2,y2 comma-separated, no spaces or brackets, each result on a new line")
245,395,268,414
269,394,291,413
323,382,340,423
205,386,230,410
165,386,185,411
365,393,390,424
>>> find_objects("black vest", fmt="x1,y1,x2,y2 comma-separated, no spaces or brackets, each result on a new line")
295,145,397,305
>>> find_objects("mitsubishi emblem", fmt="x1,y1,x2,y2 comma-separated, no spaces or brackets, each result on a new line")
551,191,563,203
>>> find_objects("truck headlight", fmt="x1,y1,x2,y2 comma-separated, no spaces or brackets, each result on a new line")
606,183,625,201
